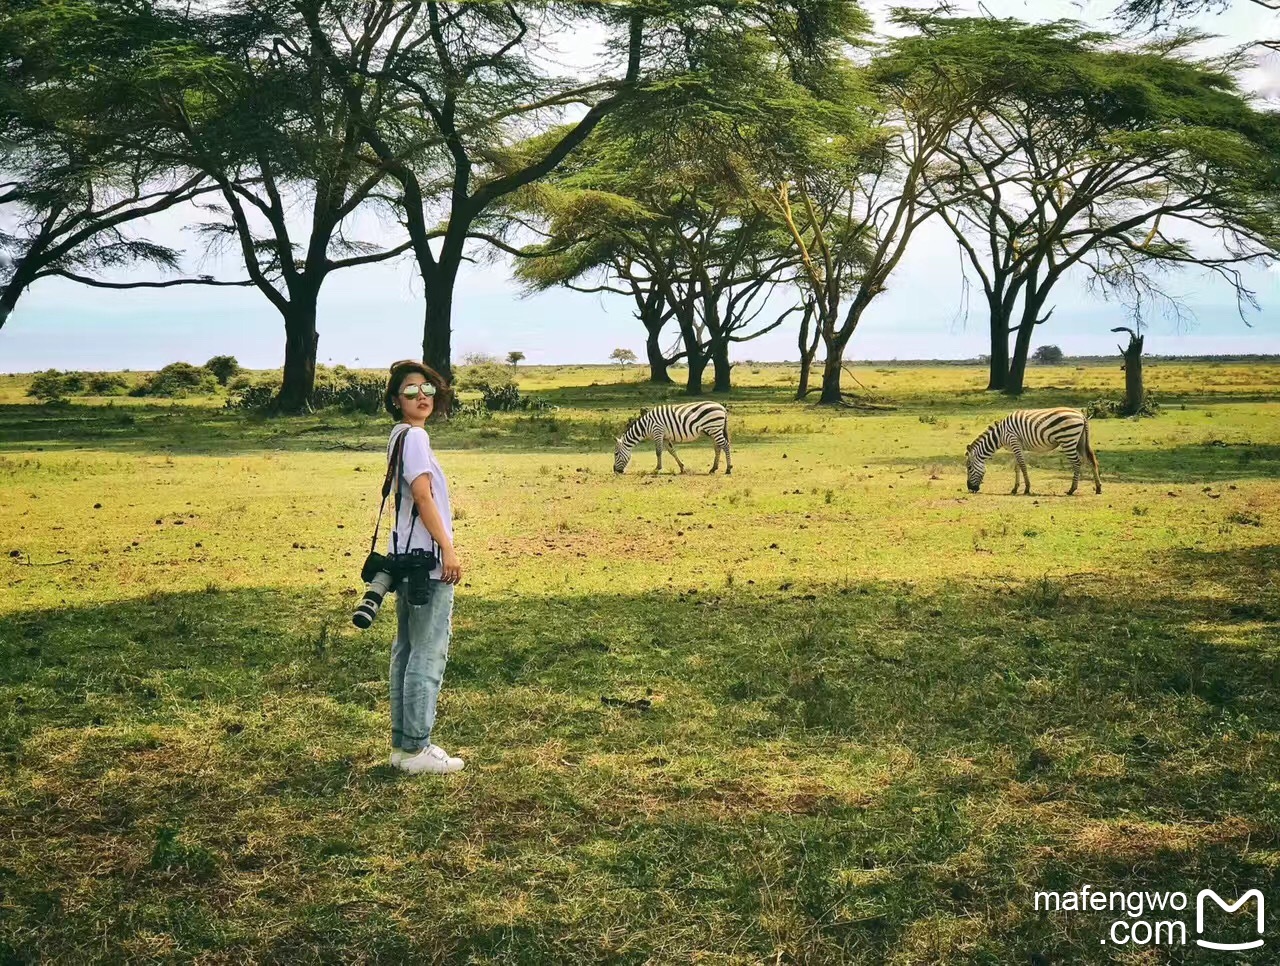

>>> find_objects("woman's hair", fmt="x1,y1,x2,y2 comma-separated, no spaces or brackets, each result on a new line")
384,359,452,418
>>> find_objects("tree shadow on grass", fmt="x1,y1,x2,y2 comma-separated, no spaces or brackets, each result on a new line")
2,554,1278,961
0,402,634,456
0,401,803,458
530,381,801,410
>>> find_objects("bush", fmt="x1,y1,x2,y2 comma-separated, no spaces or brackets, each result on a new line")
86,373,129,395
28,370,133,401
131,362,219,398
481,382,524,411
204,355,241,386
28,369,73,403
225,374,385,414
456,361,515,392
1032,345,1064,364
308,376,385,414
450,399,490,420
1086,394,1160,419
225,385,276,411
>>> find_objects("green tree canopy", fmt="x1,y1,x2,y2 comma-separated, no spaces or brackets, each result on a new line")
0,0,243,331
890,14,1280,393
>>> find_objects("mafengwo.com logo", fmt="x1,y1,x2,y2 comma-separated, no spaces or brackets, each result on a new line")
1197,890,1265,951
1033,885,1267,951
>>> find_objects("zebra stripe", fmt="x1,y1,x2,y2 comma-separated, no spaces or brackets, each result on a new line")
614,402,732,475
965,407,1101,495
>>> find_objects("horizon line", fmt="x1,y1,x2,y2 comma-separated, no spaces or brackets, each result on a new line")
5,352,1280,377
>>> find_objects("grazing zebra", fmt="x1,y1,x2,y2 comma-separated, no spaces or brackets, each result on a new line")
614,402,732,475
966,408,1101,495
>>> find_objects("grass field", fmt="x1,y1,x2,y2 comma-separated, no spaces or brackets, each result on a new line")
1,361,1278,963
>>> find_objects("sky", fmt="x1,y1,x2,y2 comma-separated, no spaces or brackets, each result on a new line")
2,0,1277,374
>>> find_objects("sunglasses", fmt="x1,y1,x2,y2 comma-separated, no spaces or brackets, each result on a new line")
400,383,437,399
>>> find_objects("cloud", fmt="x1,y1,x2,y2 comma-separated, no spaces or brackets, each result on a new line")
1249,54,1280,102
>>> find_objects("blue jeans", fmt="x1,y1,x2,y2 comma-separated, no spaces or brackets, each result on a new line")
389,581,455,753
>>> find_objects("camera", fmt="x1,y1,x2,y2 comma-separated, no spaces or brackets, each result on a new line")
353,569,395,629
361,551,389,585
352,548,438,628
396,548,437,606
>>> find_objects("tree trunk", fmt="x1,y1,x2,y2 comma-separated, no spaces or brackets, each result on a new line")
644,322,673,384
422,284,455,384
685,349,708,395
710,338,732,393
1120,332,1145,415
1005,295,1046,397
817,304,858,405
1,266,34,334
796,303,819,400
818,350,844,405
986,297,1010,392
274,301,320,414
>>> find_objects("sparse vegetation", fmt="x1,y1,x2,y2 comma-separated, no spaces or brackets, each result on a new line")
1087,393,1161,419
130,362,219,398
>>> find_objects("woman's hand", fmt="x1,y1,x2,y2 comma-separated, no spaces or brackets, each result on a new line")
440,545,463,584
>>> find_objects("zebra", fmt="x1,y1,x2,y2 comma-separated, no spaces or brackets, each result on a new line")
614,402,732,475
966,408,1101,495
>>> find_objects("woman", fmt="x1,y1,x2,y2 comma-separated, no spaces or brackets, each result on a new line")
382,360,465,774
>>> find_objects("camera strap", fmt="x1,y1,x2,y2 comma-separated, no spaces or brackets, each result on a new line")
369,429,408,555
392,430,420,553
390,426,438,564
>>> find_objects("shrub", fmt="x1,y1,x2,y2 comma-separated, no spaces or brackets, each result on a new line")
204,355,241,386
28,369,73,403
450,399,489,420
226,374,384,414
456,361,514,392
1086,394,1160,419
308,376,385,414
225,385,276,411
86,373,129,395
1032,345,1064,364
481,382,524,411
132,362,219,398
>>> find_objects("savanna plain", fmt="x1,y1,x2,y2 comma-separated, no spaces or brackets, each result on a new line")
0,360,1277,964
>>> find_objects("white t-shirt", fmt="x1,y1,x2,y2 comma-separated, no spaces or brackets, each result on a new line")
386,424,452,580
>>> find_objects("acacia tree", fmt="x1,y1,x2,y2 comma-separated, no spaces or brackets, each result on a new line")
516,174,802,393
766,27,1000,405
916,18,1280,394
506,21,846,394
509,181,689,384
143,3,413,413
286,0,849,381
1117,0,1278,53
0,0,244,334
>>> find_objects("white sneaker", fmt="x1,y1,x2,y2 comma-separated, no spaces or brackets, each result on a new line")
399,744,465,775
